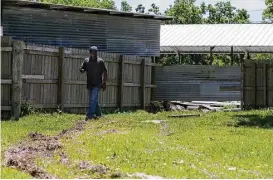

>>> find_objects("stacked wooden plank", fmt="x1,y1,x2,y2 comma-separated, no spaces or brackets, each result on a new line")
169,101,241,112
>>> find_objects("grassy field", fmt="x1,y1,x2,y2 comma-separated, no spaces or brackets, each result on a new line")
1,110,273,179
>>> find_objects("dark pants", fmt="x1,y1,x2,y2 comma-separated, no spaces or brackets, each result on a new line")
87,86,102,119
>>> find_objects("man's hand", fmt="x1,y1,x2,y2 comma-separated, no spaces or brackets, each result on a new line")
80,68,85,73
102,82,106,91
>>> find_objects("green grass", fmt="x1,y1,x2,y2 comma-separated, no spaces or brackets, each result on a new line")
1,110,273,179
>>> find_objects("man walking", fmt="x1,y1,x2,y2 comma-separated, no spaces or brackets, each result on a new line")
80,46,108,121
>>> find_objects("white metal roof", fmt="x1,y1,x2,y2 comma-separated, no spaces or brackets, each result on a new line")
160,24,273,54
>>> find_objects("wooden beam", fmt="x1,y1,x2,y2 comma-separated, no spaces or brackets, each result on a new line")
12,40,25,120
118,55,124,109
241,62,245,110
123,83,156,88
58,47,65,111
252,62,256,109
23,79,58,84
141,59,146,109
151,62,156,101
1,79,12,84
22,75,45,79
25,45,70,54
1,47,12,52
65,80,118,86
230,46,234,66
26,50,59,57
1,106,11,111
209,47,214,65
179,53,181,64
264,64,268,107
124,60,141,65
64,104,117,108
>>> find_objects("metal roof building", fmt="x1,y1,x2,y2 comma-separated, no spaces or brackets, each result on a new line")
161,24,273,54
1,0,172,56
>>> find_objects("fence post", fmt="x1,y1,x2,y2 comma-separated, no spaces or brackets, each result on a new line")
12,40,25,120
252,62,256,109
118,55,124,109
263,63,268,107
58,47,65,111
141,58,146,109
241,60,245,110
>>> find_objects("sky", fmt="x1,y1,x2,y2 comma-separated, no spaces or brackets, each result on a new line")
114,0,266,22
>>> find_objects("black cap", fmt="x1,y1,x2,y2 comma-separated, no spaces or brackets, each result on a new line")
89,46,98,52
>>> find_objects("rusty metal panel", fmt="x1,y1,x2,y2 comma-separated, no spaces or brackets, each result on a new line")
154,65,241,101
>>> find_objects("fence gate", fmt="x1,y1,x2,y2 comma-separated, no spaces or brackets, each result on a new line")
154,65,242,102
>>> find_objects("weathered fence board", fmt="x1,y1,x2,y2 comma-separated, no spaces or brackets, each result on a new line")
243,60,273,109
1,37,156,119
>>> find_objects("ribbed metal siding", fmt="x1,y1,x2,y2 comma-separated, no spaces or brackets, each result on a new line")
106,16,160,56
2,6,161,56
154,65,241,101
3,6,107,49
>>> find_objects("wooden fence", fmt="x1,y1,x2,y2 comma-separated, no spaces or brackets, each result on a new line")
242,59,273,109
1,37,158,119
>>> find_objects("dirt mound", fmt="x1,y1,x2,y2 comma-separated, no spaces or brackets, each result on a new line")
5,120,88,179
5,145,57,179
58,120,87,137
78,161,110,174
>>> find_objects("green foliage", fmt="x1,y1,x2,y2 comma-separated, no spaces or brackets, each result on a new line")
202,1,250,24
135,4,145,13
158,54,244,66
164,0,249,24
120,0,132,12
148,3,161,15
165,0,203,24
253,54,273,60
263,0,273,21
40,0,116,10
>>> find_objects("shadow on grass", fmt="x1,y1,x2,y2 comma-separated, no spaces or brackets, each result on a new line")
232,114,273,129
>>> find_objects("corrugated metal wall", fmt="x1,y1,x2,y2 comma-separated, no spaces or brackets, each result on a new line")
154,65,241,101
2,6,160,56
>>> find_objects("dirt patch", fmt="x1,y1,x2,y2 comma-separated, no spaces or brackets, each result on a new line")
59,151,71,165
78,161,110,174
5,120,88,178
58,120,87,138
5,133,61,179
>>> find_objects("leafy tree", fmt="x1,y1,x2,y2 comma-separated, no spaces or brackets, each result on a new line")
148,3,161,15
202,1,250,23
263,0,273,21
120,0,132,12
40,0,116,10
165,0,203,24
135,4,145,13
